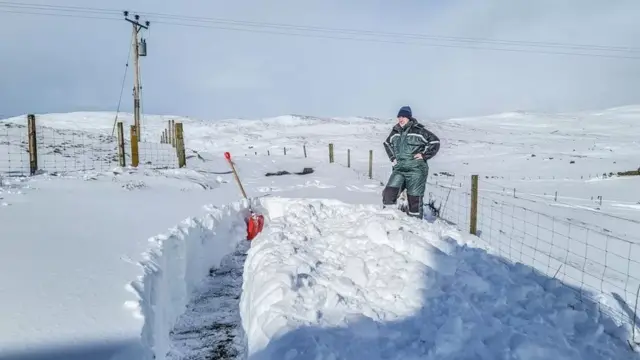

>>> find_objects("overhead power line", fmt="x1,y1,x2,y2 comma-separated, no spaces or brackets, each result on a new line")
0,9,120,21
3,1,639,53
1,1,639,60
0,1,120,15
142,12,640,54
150,20,640,60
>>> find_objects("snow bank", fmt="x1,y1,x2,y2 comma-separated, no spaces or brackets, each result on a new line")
128,199,263,360
240,198,635,360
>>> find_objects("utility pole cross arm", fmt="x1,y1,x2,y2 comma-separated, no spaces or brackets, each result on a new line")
124,11,150,30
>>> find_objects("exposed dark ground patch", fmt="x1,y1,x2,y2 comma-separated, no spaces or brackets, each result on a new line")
167,242,249,360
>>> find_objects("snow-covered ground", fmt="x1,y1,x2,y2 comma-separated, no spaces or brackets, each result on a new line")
0,168,233,359
0,107,639,359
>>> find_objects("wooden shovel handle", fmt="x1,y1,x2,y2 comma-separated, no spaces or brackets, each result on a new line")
224,152,248,199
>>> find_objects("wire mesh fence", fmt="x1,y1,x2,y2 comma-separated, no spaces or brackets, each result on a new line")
0,122,29,176
34,126,120,174
425,178,640,343
136,140,179,169
1,116,185,177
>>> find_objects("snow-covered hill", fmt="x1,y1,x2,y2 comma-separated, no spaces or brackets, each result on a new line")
0,106,639,359
4,108,638,238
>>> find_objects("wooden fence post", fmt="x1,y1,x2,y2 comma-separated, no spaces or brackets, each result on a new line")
347,149,351,168
175,122,186,168
303,144,307,158
329,143,334,163
284,147,287,155
130,125,139,167
368,150,373,179
27,114,38,175
169,120,175,147
117,122,126,167
172,119,177,147
470,174,479,235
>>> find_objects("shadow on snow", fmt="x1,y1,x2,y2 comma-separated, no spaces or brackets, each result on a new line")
0,338,142,360
249,217,637,360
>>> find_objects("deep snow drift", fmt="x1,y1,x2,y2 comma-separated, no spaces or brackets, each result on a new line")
240,198,635,360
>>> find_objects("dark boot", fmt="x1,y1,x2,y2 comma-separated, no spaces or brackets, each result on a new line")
407,195,424,219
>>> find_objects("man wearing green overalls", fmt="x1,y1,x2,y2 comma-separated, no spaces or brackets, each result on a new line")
382,106,441,219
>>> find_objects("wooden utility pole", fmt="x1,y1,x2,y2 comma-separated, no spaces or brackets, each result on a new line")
124,11,149,142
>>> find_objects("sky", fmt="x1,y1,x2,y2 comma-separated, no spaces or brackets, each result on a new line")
0,0,639,121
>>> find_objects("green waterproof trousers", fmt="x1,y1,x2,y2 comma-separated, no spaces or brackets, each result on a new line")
387,160,428,195
382,159,428,218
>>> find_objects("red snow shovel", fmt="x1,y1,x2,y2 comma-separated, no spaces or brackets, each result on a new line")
224,152,264,241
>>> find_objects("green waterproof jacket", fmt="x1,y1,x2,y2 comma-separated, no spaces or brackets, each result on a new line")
383,118,440,167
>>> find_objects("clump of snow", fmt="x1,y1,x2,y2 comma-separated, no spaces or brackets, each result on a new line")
129,199,262,360
241,198,635,360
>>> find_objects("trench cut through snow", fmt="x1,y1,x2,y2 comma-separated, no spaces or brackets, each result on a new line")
167,241,249,360
162,198,634,360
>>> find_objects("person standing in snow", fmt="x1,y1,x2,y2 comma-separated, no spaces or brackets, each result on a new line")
382,106,440,219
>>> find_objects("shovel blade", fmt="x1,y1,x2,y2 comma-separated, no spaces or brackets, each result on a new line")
247,213,265,241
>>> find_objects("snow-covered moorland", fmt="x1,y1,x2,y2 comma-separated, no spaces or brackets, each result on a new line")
0,107,638,359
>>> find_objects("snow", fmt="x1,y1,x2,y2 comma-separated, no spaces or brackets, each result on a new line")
241,198,633,360
166,237,249,360
134,200,255,360
0,168,238,359
1,106,639,359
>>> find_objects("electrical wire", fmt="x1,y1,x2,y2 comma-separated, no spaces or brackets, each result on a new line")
152,20,640,60
0,1,120,15
1,1,639,59
111,39,132,137
142,13,640,54
3,1,639,53
0,8,120,21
